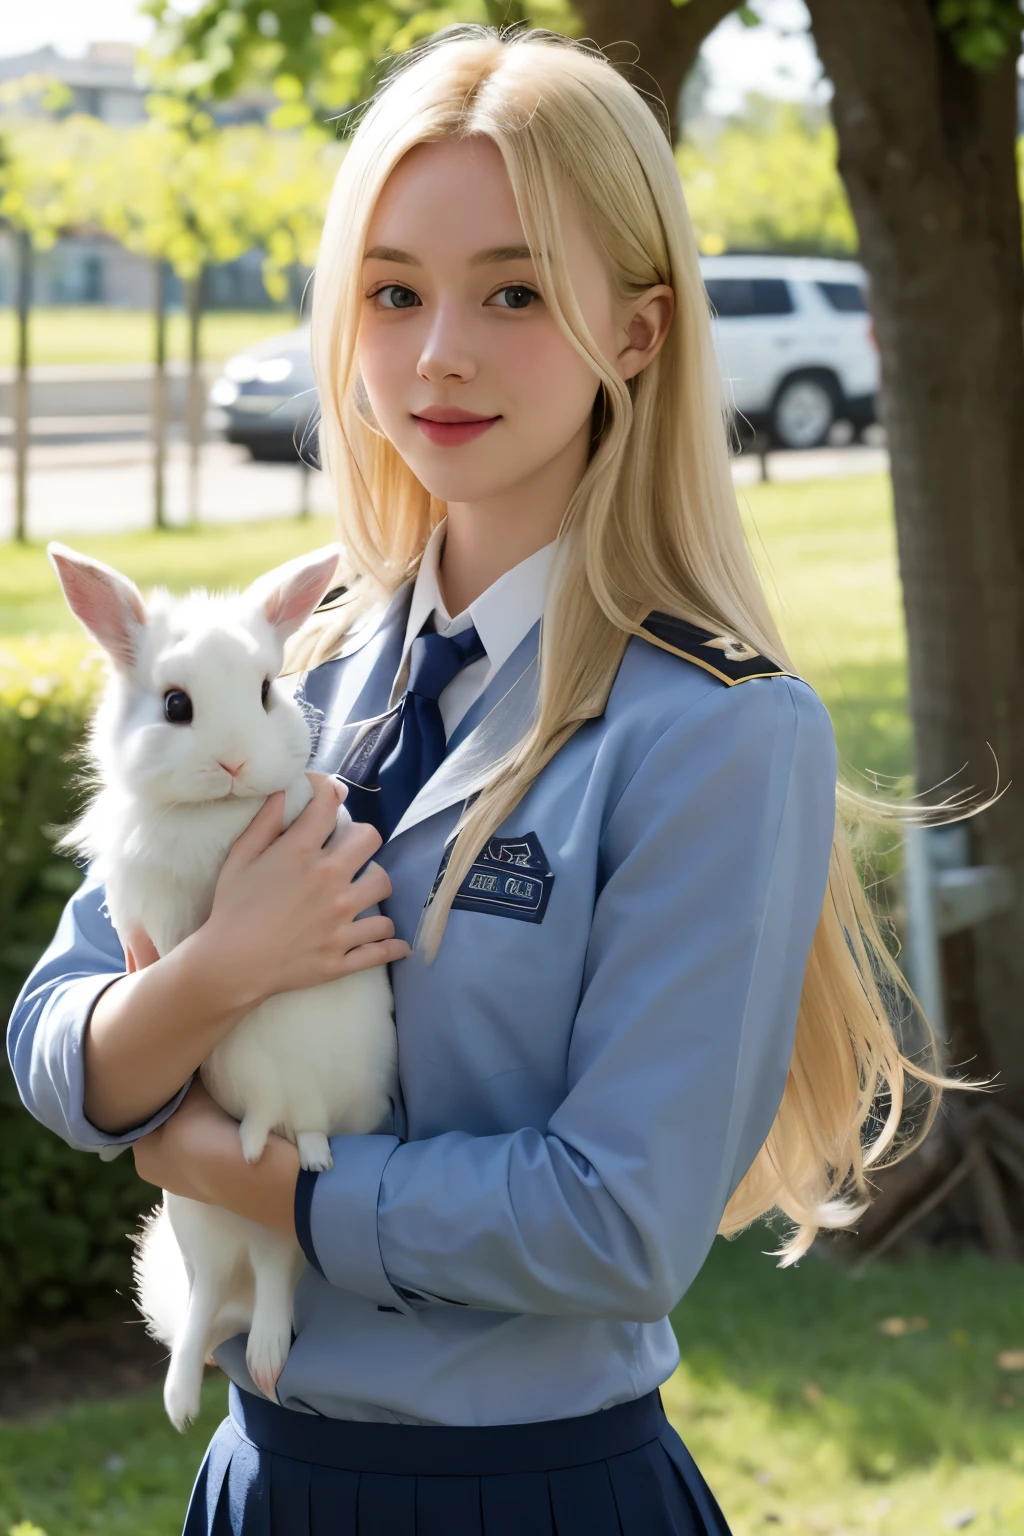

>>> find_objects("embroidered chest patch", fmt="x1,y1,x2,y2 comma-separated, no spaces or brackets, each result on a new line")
430,831,554,925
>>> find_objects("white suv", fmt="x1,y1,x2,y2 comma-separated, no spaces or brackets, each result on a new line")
699,254,878,450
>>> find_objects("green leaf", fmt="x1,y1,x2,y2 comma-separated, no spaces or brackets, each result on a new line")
935,0,1023,70
676,101,858,259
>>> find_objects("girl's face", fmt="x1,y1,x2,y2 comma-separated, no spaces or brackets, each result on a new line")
356,135,671,508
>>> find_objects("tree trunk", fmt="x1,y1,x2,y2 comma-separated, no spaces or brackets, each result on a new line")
152,258,169,531
572,0,738,140
806,3,1024,1111
184,267,206,524
13,229,31,544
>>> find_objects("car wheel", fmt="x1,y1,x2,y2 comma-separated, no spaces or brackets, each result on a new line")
770,373,838,450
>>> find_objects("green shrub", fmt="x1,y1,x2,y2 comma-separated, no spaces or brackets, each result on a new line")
0,640,154,1326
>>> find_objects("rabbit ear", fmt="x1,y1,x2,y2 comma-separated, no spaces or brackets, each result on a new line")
248,545,341,643
48,543,146,671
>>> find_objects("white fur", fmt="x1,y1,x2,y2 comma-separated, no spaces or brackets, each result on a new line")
52,543,398,1431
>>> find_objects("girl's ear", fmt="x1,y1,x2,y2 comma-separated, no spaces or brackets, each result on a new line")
48,543,147,671
247,545,341,643
617,284,675,382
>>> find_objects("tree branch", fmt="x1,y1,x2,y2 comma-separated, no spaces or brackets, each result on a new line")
573,0,739,139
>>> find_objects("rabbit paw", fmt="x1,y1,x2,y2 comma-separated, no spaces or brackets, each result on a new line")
246,1325,291,1402
296,1131,333,1172
238,1116,271,1165
163,1367,202,1433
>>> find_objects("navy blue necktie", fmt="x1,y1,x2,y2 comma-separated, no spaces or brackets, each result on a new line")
339,623,486,841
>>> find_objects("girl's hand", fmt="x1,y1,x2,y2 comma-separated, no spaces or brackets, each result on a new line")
200,774,410,1013
133,1077,242,1197
133,1078,300,1239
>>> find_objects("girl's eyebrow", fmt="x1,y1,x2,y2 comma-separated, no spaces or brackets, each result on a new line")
363,244,534,266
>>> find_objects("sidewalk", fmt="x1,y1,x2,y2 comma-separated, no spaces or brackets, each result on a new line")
0,436,890,543
0,438,334,540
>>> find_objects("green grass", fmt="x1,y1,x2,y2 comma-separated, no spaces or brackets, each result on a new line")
1,1231,1022,1536
738,472,911,789
666,1230,1024,1534
0,473,911,786
0,308,303,368
0,1372,226,1536
0,516,337,640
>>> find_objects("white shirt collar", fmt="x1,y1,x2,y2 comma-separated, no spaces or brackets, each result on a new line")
394,520,556,698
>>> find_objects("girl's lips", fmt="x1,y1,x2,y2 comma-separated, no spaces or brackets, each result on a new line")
413,415,500,446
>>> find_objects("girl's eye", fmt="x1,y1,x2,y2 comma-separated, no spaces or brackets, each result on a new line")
261,678,271,710
372,284,421,310
487,285,539,311
164,689,193,725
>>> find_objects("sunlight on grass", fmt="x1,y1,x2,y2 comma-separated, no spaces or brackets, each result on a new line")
738,472,911,790
0,517,337,640
0,473,910,784
0,308,303,369
0,1374,226,1536
667,1231,1024,1533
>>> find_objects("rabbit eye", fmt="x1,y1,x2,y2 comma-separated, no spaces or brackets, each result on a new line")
164,689,193,725
261,678,271,710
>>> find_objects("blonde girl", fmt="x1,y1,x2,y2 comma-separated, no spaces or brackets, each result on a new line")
10,24,939,1535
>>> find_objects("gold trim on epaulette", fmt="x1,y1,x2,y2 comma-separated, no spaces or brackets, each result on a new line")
636,621,797,686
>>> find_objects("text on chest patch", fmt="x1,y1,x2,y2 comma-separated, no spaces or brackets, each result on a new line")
429,831,555,924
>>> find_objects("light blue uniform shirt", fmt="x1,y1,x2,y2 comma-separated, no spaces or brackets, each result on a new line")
7,562,836,1427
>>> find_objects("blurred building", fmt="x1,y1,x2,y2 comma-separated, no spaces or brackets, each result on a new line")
0,41,296,312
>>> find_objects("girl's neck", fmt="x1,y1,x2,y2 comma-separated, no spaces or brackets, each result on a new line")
437,420,589,615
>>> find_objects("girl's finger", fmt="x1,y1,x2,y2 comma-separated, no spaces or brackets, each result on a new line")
126,925,160,969
285,774,352,851
341,936,412,973
222,790,286,871
348,861,393,910
328,820,384,878
343,913,398,947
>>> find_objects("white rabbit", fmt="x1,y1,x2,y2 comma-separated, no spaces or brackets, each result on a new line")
49,541,399,1432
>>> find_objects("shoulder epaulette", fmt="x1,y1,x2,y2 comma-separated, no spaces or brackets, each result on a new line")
315,584,348,612
638,610,790,686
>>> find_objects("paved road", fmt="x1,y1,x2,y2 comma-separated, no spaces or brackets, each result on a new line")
0,429,889,543
0,435,333,540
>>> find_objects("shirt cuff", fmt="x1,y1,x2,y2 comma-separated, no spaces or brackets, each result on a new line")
40,973,193,1150
294,1133,415,1313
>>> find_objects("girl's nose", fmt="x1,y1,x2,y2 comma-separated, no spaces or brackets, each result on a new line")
417,306,477,383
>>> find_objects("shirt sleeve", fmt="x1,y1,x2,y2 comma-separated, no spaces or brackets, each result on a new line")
296,674,837,1320
6,869,192,1152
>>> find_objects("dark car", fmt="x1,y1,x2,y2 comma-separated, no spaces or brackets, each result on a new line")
209,325,318,463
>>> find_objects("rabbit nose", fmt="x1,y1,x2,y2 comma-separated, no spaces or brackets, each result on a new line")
219,760,245,778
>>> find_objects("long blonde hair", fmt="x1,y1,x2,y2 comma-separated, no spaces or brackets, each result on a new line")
291,24,950,1262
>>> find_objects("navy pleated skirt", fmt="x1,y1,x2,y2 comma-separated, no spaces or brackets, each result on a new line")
182,1383,733,1535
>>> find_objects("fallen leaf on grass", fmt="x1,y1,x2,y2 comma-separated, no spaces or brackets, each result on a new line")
802,1379,824,1405
996,1349,1024,1371
877,1315,929,1336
